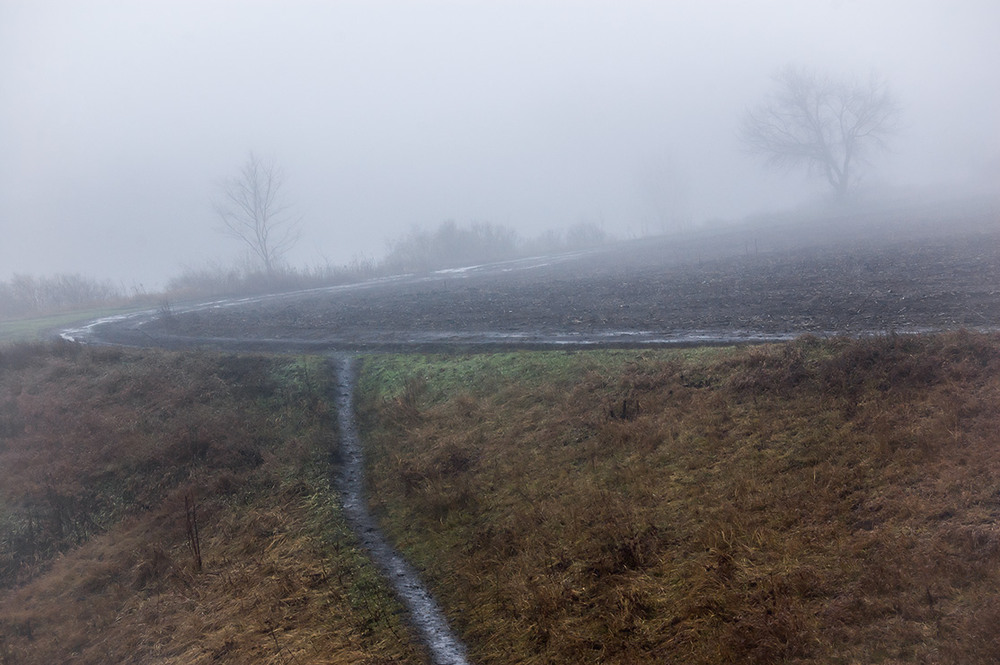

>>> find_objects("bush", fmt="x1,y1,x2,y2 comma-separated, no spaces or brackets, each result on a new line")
0,274,127,319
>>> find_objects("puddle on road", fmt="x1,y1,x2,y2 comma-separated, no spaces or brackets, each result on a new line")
332,355,471,665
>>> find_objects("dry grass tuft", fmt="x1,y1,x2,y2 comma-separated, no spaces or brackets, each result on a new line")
0,344,422,664
359,332,1000,664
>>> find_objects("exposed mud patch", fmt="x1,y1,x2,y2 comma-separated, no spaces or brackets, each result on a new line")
332,355,470,665
112,207,1000,351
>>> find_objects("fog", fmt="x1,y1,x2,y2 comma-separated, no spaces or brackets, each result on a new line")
2,1,998,289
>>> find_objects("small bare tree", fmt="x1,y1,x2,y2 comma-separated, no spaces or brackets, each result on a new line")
740,66,901,198
214,152,300,277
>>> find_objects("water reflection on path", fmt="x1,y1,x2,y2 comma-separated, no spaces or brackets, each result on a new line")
332,355,470,665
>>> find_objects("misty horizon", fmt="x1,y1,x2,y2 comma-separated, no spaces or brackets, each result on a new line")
2,1,998,289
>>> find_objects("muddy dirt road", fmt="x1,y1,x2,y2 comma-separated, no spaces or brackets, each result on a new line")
73,201,1000,352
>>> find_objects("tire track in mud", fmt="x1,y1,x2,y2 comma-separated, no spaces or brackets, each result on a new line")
332,354,470,665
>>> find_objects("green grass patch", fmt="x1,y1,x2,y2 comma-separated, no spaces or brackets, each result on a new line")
360,346,735,404
0,304,148,343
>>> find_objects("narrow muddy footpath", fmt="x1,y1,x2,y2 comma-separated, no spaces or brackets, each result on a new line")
331,355,470,665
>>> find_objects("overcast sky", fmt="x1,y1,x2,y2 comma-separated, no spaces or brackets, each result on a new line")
2,0,998,288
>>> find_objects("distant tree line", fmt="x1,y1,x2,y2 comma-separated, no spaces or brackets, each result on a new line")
212,153,609,282
381,220,608,273
169,220,610,300
164,256,378,299
0,274,126,319
380,221,518,273
3,220,610,319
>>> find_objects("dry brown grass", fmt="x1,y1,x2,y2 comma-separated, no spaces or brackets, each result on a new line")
0,343,423,664
359,332,1000,664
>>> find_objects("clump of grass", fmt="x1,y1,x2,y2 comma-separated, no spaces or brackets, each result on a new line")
359,332,1000,664
0,343,422,664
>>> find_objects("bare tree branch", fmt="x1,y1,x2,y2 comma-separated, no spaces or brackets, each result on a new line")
740,66,901,198
213,152,301,277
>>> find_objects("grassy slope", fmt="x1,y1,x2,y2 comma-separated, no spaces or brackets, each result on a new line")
0,342,423,664
0,308,130,343
358,333,1000,664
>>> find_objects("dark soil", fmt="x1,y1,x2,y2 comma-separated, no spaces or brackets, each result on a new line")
130,202,1000,351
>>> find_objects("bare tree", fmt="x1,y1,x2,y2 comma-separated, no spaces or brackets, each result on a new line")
741,66,901,198
214,152,300,277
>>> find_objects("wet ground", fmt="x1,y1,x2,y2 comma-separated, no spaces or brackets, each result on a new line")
120,201,1000,352
333,356,470,665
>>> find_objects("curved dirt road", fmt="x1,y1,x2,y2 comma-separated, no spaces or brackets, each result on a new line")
60,202,1000,663
66,202,1000,352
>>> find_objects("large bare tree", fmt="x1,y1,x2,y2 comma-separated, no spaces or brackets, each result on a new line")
214,153,300,277
741,66,901,198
